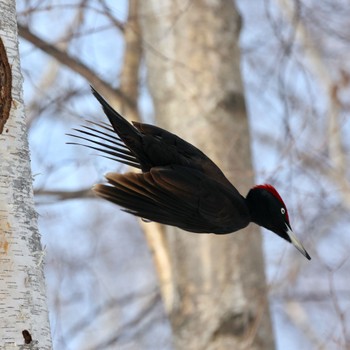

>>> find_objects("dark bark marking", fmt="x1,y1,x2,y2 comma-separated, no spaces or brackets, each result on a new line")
0,36,12,134
22,329,32,344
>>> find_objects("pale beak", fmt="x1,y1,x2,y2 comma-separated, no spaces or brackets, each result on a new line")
286,224,311,260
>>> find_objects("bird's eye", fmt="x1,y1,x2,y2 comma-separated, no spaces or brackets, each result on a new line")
281,208,285,215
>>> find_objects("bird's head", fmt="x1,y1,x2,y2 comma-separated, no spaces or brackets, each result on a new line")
246,184,311,260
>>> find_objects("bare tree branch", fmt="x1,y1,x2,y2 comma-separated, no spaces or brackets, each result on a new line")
34,188,95,204
275,0,350,210
26,0,89,127
18,23,137,116
284,301,326,350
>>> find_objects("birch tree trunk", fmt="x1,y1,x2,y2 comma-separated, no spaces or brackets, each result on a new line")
139,1,275,349
0,1,52,348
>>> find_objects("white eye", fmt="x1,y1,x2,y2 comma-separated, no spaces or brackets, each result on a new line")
281,208,286,215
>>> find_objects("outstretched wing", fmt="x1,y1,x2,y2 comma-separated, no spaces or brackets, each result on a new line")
93,165,249,234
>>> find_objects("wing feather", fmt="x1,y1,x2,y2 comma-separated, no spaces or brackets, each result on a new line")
93,165,249,234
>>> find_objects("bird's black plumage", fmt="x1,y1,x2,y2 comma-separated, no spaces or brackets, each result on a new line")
68,87,311,260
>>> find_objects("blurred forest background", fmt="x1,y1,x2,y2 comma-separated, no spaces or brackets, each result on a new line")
17,0,350,349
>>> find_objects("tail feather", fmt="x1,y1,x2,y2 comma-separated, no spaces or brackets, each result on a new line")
66,122,141,169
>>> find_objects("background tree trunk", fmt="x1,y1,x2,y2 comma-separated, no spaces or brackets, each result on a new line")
139,1,275,349
0,1,51,348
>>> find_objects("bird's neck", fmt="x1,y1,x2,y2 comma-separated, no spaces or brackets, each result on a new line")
245,188,262,225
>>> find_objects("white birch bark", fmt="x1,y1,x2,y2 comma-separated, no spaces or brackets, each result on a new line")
0,1,52,348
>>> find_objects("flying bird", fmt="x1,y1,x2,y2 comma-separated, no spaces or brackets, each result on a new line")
68,87,311,260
